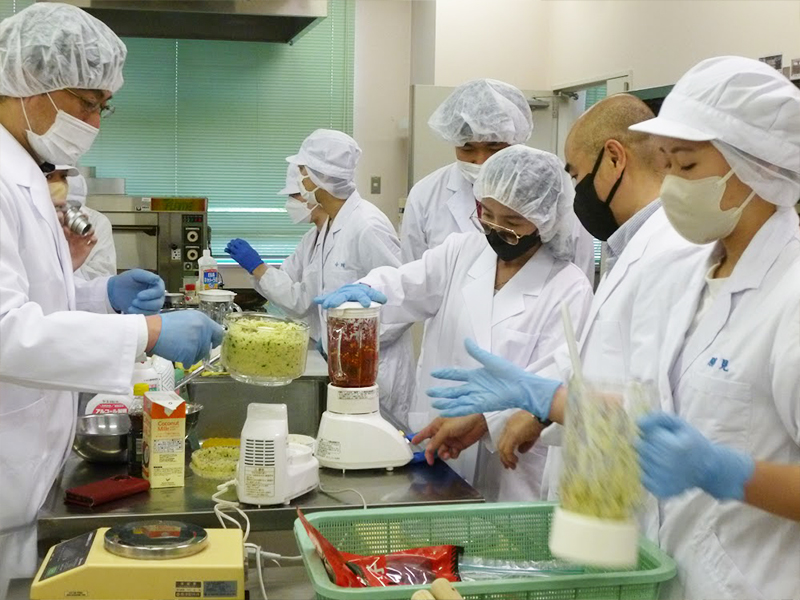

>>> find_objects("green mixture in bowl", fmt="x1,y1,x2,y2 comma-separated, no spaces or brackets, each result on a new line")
221,315,308,382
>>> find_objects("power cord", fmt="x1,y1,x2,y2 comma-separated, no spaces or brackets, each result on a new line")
318,482,368,509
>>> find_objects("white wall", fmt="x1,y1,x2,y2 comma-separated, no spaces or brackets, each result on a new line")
433,0,550,89
548,0,800,90
353,0,413,227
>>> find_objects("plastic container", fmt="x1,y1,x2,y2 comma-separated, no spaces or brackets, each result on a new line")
549,380,647,568
294,503,676,600
326,302,380,388
197,249,219,291
184,283,198,307
198,289,241,325
132,357,160,398
215,312,309,386
151,355,176,393
85,394,133,415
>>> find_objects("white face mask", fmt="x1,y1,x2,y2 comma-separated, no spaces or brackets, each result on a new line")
21,94,99,166
457,160,482,185
660,170,756,244
284,197,313,224
297,174,320,208
48,180,69,204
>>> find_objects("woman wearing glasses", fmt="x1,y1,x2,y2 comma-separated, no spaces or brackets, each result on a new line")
316,145,593,500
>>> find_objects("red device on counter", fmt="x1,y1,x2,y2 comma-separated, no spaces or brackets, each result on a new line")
65,475,150,507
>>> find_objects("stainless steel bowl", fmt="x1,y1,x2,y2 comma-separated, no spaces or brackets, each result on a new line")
73,414,131,463
185,403,203,440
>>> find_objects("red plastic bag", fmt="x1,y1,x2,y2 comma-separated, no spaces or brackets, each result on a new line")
297,509,461,588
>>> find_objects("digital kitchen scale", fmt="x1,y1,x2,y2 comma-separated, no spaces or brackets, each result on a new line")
30,520,245,600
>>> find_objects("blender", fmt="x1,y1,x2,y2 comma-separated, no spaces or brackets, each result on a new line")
315,302,413,470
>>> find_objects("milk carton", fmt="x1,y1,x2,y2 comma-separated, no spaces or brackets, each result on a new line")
142,391,185,488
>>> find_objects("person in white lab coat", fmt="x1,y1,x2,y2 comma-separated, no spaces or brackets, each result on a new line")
429,57,800,600
225,163,327,343
0,5,222,591
402,78,596,280
227,130,415,425
317,146,593,496
67,172,118,280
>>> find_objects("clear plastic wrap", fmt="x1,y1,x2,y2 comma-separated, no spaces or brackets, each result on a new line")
459,557,584,581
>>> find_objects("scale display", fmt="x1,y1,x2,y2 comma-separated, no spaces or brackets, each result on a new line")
39,530,96,581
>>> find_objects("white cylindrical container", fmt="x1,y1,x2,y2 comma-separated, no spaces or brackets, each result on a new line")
85,394,134,415
132,356,160,397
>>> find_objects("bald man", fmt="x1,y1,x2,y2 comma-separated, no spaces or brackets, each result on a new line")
418,95,692,521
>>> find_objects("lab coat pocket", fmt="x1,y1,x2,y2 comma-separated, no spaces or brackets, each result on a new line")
686,373,752,450
689,525,764,600
495,329,538,365
0,395,50,528
324,267,359,292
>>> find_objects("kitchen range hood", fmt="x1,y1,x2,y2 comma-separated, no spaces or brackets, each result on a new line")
39,1,328,44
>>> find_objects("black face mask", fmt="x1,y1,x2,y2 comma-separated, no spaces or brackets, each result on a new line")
573,147,625,241
486,229,541,262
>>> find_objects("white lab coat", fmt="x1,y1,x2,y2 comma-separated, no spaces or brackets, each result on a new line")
253,224,324,343
626,208,800,600
569,215,597,285
74,206,117,280
0,126,143,588
315,192,416,425
400,162,478,263
534,208,691,534
361,232,593,492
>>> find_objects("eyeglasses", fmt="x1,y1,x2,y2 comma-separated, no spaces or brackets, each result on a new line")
470,209,529,245
64,88,115,119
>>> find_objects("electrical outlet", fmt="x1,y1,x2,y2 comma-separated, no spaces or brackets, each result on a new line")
171,248,181,261
371,176,382,195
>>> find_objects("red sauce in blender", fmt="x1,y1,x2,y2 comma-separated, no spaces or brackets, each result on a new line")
327,316,379,387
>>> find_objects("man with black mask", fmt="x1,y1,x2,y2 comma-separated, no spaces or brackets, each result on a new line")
567,94,671,271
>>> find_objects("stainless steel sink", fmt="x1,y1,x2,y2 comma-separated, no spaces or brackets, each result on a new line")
185,375,327,439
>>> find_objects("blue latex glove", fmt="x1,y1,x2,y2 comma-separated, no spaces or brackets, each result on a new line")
107,269,165,315
637,412,755,501
152,310,224,367
225,238,264,274
314,283,387,309
427,339,561,422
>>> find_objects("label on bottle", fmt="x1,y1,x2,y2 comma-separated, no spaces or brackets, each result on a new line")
90,402,129,414
202,269,219,290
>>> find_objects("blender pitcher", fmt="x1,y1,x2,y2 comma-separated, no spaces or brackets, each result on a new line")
198,289,241,325
326,302,380,388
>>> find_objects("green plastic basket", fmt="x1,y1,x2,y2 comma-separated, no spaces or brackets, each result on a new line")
294,502,676,600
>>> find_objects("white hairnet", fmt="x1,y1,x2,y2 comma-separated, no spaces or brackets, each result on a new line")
630,56,800,207
278,163,301,196
428,79,533,147
305,167,356,200
66,173,88,206
475,145,575,260
0,3,126,98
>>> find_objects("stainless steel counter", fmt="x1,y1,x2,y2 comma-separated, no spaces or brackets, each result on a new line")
38,453,482,549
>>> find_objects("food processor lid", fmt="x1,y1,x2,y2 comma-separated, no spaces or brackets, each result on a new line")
198,289,236,302
327,301,381,318
104,520,208,560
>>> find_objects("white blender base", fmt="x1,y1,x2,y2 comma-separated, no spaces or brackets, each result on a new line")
316,411,412,470
549,506,639,568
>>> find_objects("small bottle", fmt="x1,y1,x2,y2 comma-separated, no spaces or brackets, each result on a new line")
184,283,199,307
132,356,160,395
197,248,219,291
126,389,147,477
